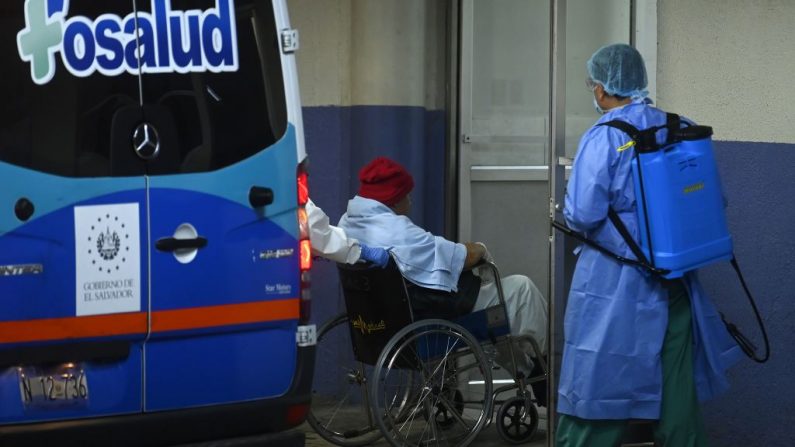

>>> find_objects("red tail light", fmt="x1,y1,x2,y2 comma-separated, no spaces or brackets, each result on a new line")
297,161,311,324
297,169,309,206
299,239,312,271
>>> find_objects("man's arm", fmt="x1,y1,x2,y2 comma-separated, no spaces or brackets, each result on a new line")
463,242,486,269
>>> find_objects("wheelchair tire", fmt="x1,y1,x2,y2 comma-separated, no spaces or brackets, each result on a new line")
307,313,382,446
371,319,493,447
495,395,539,444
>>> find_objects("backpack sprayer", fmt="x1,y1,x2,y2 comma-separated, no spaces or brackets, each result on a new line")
553,113,769,363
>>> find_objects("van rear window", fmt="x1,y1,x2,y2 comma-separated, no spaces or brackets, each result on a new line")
0,0,286,177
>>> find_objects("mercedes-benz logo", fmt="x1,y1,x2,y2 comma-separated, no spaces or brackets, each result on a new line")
132,122,160,160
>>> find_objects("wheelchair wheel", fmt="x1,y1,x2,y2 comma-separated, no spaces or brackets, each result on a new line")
307,313,382,446
371,319,493,447
495,395,539,444
430,389,464,429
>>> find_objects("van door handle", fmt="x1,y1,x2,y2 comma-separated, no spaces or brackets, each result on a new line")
249,186,274,208
155,236,208,252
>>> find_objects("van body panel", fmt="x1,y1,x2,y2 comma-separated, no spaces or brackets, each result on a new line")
144,125,300,409
0,187,148,325
0,177,148,421
1,0,310,441
144,328,296,410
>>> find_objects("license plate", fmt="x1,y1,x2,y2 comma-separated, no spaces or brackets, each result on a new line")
18,364,89,407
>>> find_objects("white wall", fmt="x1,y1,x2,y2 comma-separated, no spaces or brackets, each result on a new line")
657,0,795,143
286,0,352,107
287,0,446,109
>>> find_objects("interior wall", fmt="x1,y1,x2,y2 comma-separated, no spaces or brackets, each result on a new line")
658,1,795,445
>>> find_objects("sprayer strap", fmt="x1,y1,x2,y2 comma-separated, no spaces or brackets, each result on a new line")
607,208,652,267
599,115,684,153
551,220,650,271
665,113,681,145
598,120,640,139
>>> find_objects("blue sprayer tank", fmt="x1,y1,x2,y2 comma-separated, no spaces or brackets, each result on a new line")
630,123,734,278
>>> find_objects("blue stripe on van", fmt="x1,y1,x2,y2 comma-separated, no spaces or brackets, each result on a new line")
0,188,298,323
0,189,148,323
0,124,300,239
147,188,299,311
151,124,300,239
0,165,143,235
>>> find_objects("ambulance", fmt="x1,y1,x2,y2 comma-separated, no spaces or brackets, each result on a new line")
0,0,314,445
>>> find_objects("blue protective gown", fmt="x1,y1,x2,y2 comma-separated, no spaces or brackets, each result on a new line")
557,98,743,420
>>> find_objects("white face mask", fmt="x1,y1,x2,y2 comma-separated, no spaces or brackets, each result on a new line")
593,96,605,115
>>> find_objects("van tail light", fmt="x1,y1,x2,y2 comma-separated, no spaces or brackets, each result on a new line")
297,161,311,324
297,167,309,206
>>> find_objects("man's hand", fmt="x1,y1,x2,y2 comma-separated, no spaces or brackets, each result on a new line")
469,242,496,284
463,242,487,269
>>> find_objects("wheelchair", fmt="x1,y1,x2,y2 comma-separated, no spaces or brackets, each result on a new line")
308,258,547,447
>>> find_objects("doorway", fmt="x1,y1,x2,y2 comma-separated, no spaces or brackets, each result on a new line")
455,0,656,444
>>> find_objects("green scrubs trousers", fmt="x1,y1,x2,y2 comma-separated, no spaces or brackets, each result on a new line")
555,281,708,447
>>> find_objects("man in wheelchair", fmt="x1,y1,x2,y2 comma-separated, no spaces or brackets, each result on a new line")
338,156,549,405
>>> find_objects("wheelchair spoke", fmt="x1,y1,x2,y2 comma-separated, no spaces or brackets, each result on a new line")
373,320,493,447
436,392,470,431
308,314,383,446
324,390,351,428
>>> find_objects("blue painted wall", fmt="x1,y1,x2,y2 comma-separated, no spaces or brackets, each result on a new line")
302,105,446,396
700,141,795,445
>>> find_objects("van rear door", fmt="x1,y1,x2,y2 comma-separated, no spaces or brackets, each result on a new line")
0,1,147,424
138,0,301,411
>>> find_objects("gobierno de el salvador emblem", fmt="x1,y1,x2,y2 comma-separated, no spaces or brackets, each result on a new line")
87,213,131,274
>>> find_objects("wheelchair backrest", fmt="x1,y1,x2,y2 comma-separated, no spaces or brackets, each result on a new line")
337,259,413,365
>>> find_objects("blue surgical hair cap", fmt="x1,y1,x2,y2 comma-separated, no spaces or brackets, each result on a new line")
587,43,648,99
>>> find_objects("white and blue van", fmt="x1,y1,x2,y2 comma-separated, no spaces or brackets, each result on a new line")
0,1,314,445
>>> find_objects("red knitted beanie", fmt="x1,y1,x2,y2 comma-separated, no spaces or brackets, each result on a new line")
358,157,414,206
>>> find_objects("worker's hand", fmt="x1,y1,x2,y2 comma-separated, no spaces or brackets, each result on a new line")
359,244,390,268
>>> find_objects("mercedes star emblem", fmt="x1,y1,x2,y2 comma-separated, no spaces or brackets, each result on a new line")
132,122,160,160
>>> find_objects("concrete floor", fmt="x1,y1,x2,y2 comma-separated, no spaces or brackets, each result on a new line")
300,406,549,447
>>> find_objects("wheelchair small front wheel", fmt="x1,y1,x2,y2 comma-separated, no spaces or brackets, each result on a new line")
495,395,539,444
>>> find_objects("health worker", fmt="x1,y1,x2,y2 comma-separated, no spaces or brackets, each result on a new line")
555,43,742,447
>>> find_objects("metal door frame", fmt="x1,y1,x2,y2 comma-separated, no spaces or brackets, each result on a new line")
548,2,566,442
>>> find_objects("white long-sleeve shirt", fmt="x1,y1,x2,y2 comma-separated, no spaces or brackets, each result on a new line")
306,199,361,264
